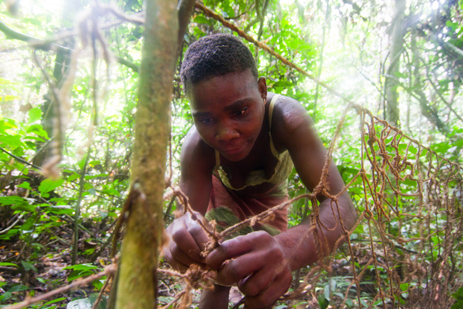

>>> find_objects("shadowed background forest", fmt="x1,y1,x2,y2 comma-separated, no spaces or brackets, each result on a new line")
0,0,462,308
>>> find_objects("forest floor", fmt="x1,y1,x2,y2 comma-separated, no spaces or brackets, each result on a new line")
0,215,321,309
0,216,111,308
0,214,381,309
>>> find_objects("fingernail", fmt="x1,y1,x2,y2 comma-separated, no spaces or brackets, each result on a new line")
206,270,217,281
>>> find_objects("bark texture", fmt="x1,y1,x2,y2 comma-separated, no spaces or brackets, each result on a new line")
115,0,178,307
385,0,405,126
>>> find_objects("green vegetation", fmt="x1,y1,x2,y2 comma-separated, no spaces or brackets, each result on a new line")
0,0,462,308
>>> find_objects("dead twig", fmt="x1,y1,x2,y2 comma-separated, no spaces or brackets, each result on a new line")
5,264,117,309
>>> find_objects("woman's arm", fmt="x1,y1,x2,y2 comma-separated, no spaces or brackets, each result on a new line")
163,127,215,271
178,127,215,215
272,96,357,270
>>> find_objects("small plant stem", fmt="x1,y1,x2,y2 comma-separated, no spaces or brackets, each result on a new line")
72,147,91,265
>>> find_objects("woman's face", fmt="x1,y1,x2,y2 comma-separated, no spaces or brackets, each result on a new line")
189,70,267,162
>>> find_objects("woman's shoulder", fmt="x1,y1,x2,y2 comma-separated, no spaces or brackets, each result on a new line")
181,126,215,167
269,93,313,138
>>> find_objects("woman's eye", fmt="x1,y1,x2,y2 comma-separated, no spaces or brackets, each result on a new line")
199,118,212,124
235,107,247,116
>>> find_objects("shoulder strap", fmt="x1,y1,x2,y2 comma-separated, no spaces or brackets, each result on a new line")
215,149,221,168
268,94,280,129
268,94,280,158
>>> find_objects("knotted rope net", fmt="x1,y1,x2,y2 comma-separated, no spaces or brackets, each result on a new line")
160,102,463,309
156,4,463,309
4,2,461,309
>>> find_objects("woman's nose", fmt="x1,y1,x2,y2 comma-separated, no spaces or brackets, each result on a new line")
216,124,239,142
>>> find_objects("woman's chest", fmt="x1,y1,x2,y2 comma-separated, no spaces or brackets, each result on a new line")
220,141,279,189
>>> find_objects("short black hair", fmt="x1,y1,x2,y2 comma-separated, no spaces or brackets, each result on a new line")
180,33,258,93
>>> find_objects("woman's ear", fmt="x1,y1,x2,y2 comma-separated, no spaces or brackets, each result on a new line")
257,77,267,102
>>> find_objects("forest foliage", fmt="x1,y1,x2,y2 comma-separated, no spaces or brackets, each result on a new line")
0,0,462,308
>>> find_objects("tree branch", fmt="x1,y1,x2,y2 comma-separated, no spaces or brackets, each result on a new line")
4,264,117,309
0,213,24,234
177,0,195,56
0,146,41,170
0,18,41,42
397,80,452,137
442,40,463,59
425,68,463,123
72,147,91,265
0,18,139,73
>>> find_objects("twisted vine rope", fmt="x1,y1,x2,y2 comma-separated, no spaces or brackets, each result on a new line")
7,2,460,308
155,3,463,308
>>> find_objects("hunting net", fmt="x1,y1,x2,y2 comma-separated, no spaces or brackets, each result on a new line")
155,4,463,309
159,101,463,309
3,2,463,309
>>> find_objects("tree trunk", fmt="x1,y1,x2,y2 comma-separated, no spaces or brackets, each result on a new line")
384,0,405,127
410,29,451,137
32,0,81,166
114,0,178,307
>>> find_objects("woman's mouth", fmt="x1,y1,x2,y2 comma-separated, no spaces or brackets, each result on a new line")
221,143,246,158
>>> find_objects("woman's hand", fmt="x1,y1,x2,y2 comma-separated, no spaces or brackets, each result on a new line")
163,211,210,272
206,231,293,308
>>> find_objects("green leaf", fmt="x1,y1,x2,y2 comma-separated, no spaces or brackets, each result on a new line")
102,188,120,196
32,242,47,251
2,95,20,101
82,248,95,255
452,300,463,309
0,262,18,267
63,264,98,271
26,124,49,138
64,264,100,282
0,134,23,149
39,178,64,194
46,205,74,215
67,172,81,182
21,261,37,272
0,196,34,212
158,296,176,305
9,284,29,292
394,71,407,78
89,160,101,167
323,280,336,301
431,142,451,154
446,21,460,31
318,293,329,309
12,203,36,212
0,118,17,133
0,291,12,301
78,155,89,170
28,107,42,123
0,77,15,85
88,293,107,309
0,195,28,206
452,286,463,300
17,182,32,190
42,297,66,306
0,228,20,240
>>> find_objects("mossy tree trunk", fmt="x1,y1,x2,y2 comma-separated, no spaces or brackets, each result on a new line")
114,0,178,307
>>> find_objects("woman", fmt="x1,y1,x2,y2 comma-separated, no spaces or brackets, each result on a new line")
163,33,357,309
